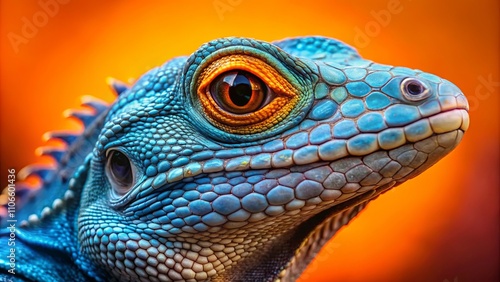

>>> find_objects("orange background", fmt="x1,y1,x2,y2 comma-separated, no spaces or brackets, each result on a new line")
1,1,498,281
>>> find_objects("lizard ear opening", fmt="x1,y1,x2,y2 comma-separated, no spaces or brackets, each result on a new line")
105,149,137,199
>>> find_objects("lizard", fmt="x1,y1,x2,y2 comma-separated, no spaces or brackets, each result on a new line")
0,36,469,281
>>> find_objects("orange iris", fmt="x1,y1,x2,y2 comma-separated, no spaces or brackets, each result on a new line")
196,54,300,134
210,70,266,114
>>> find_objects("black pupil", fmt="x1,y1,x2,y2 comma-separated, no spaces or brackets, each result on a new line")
407,82,424,95
229,73,253,106
110,151,132,185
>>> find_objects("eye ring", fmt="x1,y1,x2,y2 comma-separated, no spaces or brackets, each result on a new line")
400,78,430,101
105,149,136,199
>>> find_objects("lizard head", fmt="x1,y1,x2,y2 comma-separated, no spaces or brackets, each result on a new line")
77,37,469,281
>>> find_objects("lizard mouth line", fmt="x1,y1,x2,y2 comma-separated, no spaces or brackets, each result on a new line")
113,109,469,207
422,108,469,135
298,108,469,164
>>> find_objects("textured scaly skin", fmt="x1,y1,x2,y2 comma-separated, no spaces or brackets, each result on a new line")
0,36,469,281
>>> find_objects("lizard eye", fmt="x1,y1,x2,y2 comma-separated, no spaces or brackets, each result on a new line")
401,78,430,101
105,150,136,197
210,70,268,114
195,54,301,134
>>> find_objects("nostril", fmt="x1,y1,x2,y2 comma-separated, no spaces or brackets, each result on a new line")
400,78,430,101
407,81,425,95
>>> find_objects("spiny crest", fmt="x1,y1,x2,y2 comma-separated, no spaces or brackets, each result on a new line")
107,77,131,96
0,94,114,226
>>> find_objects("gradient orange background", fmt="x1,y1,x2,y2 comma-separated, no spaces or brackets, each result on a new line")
1,1,498,281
